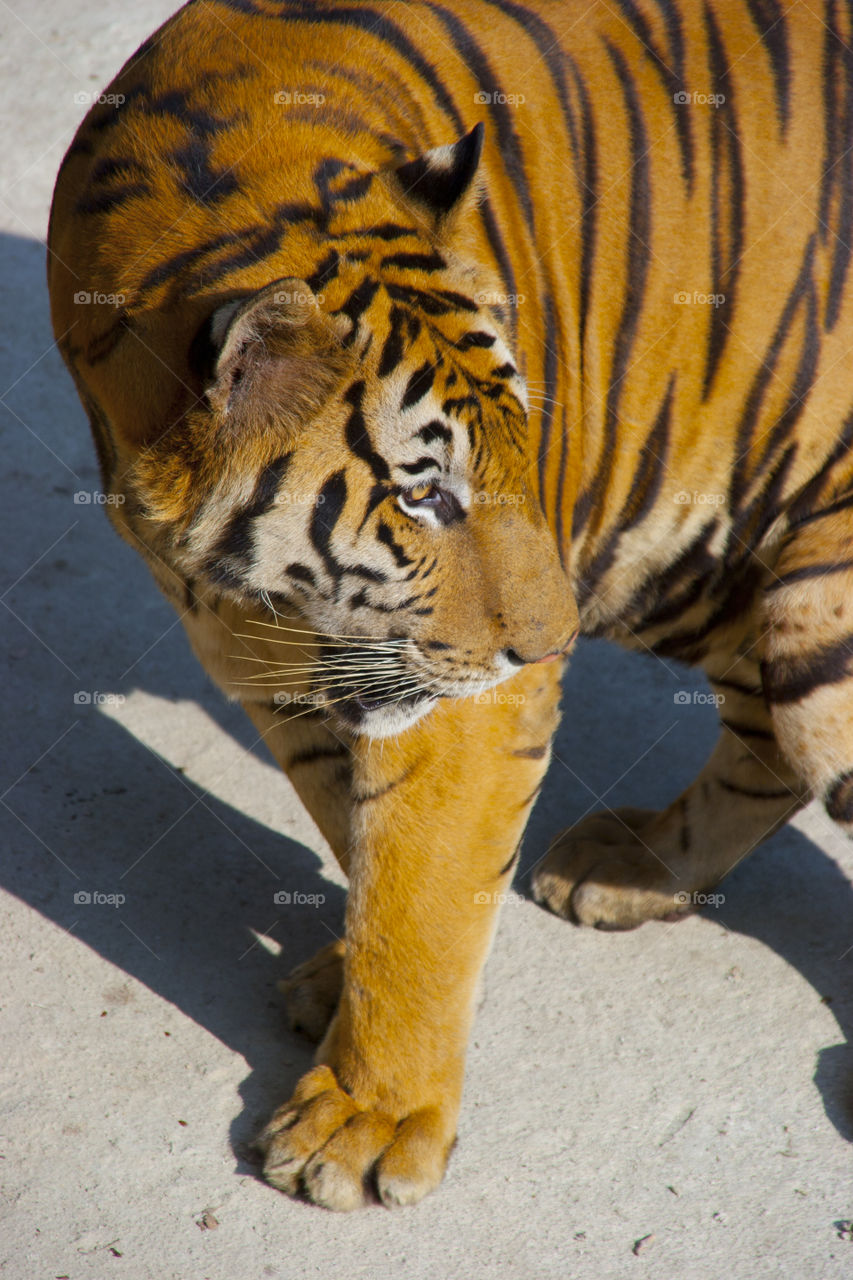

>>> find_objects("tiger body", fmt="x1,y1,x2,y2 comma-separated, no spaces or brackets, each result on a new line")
48,0,853,1209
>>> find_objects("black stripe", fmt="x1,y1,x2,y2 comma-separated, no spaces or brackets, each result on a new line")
720,719,775,741
334,276,380,342
512,743,548,759
578,40,651,538
821,0,853,331
729,236,817,509
417,420,453,445
352,767,413,803
344,381,390,482
498,846,520,877
424,0,536,236
615,0,694,190
717,779,795,800
306,250,341,293
537,294,559,518
286,562,316,586
786,409,853,525
627,517,718,631
453,331,496,351
401,361,436,410
76,181,151,215
702,3,745,401
724,444,797,574
378,305,408,376
215,454,291,565
288,744,349,768
566,57,598,374
788,488,853,532
765,558,853,590
381,251,446,271
763,632,853,703
711,675,765,698
619,376,674,533
478,196,520,344
745,0,790,134
399,456,439,475
377,520,414,567
310,470,349,589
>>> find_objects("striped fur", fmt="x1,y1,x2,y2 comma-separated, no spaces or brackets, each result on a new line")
49,0,853,1210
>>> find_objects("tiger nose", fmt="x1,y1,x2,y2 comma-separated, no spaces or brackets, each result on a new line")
504,631,578,666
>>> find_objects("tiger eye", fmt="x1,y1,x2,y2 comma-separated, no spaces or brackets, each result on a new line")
408,481,435,502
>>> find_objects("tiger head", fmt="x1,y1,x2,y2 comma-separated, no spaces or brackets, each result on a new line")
128,127,578,737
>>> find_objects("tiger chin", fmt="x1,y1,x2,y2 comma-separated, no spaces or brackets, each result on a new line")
49,0,853,1211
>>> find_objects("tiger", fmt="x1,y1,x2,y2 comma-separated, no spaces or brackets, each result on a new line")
48,0,853,1211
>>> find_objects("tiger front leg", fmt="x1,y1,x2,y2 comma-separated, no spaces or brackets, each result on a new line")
533,653,809,929
255,661,562,1210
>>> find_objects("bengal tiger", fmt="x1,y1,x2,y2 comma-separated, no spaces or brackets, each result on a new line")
48,0,853,1210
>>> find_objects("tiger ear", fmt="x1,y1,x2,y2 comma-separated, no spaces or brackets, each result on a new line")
393,122,484,224
192,278,352,434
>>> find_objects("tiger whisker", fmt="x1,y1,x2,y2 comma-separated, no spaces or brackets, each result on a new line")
241,619,409,644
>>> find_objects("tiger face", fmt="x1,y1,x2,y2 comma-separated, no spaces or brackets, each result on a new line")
135,258,577,738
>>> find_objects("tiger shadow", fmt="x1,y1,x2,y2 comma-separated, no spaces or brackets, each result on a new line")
3,227,851,1172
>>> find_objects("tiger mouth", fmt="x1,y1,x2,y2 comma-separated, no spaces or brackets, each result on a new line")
333,688,437,728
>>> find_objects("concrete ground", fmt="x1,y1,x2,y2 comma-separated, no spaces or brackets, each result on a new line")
2,2,852,1277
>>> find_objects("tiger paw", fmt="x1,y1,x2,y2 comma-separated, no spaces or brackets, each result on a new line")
254,1066,454,1210
532,807,696,930
278,940,345,1042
